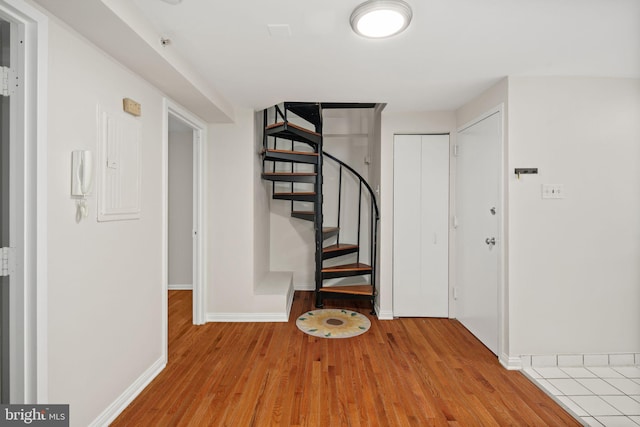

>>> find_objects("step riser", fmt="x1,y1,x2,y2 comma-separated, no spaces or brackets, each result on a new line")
274,194,316,202
322,229,339,240
322,247,359,260
263,152,318,164
285,105,321,129
265,123,321,146
317,291,374,301
322,269,372,280
291,212,315,222
262,174,316,183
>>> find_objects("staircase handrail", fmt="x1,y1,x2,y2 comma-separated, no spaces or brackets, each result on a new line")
322,150,380,220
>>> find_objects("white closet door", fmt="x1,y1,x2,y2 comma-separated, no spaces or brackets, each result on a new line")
393,134,449,317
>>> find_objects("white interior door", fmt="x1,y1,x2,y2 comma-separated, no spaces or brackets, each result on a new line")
393,134,449,317
455,112,501,354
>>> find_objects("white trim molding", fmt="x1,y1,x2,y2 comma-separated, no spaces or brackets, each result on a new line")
294,283,314,292
499,354,523,371
163,98,208,333
376,309,394,320
168,283,193,291
286,286,294,319
88,357,166,427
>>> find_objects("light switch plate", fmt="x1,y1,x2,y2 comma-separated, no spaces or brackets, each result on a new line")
542,184,565,199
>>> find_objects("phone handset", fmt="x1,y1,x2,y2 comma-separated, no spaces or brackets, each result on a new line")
79,151,92,195
71,150,93,222
71,150,93,197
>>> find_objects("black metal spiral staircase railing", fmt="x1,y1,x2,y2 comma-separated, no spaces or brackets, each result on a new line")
261,102,379,314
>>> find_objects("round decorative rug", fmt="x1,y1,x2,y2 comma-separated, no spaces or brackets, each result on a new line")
296,309,371,338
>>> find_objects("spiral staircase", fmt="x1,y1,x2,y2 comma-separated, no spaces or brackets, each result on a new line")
261,102,379,314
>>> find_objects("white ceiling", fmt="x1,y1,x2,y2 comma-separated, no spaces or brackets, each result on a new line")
101,0,640,112
130,0,640,112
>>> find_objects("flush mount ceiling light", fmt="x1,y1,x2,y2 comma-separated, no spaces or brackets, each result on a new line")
350,0,412,38
159,0,182,4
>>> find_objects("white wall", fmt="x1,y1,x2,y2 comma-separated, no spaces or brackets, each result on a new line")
168,129,193,287
507,77,640,356
45,15,164,427
208,109,256,312
207,108,288,317
379,111,456,318
456,76,640,359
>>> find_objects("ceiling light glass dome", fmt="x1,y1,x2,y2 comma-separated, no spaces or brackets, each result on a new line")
350,0,413,38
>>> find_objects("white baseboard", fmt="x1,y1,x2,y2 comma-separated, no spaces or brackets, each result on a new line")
205,284,293,323
377,309,394,320
294,283,314,291
168,283,192,290
285,284,294,319
206,312,290,322
89,356,166,427
500,354,523,370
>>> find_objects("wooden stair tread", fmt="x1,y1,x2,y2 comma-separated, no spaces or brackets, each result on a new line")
319,285,374,296
322,227,339,233
321,263,371,273
323,243,358,253
266,121,321,137
264,149,318,156
291,210,314,215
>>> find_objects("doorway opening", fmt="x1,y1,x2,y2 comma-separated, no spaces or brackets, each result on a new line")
163,99,206,357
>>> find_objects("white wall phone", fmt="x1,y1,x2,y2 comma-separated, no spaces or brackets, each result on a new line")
71,150,93,221
72,150,93,196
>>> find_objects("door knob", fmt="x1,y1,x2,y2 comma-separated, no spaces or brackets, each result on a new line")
485,237,496,247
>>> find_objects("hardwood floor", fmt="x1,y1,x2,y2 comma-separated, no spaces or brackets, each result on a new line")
111,291,580,426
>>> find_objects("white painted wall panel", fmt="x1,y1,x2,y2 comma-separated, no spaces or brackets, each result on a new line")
96,106,142,221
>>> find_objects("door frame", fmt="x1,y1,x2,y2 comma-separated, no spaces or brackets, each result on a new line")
162,98,207,340
0,0,48,402
454,104,509,367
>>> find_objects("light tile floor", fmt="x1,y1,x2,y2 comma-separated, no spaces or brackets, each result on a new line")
523,365,640,426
